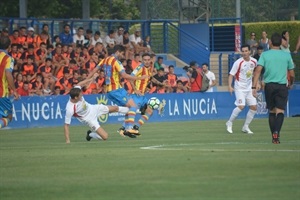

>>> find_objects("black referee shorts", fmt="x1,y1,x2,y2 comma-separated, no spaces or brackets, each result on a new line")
264,83,288,110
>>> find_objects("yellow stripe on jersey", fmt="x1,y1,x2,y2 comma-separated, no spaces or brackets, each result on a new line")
132,64,151,94
97,55,125,92
0,51,13,97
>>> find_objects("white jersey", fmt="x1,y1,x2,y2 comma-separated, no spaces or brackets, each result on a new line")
230,57,257,91
205,70,216,92
65,96,93,124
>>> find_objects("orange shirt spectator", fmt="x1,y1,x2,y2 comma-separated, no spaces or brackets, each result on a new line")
9,30,20,44
131,53,141,70
17,81,30,96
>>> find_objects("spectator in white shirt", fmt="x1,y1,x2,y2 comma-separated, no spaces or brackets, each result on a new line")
129,28,148,54
73,27,85,48
90,31,103,47
105,30,116,50
201,63,216,92
115,26,124,45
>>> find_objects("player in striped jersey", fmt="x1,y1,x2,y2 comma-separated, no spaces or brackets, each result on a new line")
88,45,148,136
0,36,19,128
226,44,258,134
118,53,166,137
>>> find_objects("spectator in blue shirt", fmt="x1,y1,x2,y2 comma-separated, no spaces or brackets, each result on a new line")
59,24,73,45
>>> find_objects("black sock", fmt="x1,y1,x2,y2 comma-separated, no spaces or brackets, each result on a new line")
274,113,284,136
268,113,276,134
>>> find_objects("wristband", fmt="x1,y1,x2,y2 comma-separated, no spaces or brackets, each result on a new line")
251,87,256,89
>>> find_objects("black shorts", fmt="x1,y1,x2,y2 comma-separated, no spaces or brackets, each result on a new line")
264,83,288,110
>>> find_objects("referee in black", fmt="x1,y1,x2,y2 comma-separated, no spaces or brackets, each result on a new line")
253,32,295,144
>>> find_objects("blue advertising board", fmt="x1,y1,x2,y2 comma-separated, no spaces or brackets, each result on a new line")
5,90,300,129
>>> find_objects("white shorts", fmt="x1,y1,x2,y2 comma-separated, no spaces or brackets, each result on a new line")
80,104,109,131
234,90,257,106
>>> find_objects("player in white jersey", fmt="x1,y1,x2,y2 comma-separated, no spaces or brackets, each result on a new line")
64,76,129,144
226,44,259,134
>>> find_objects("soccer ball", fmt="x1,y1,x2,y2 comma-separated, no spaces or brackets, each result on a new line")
147,97,160,110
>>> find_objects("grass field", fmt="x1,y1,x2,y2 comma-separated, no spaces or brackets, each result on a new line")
0,118,299,200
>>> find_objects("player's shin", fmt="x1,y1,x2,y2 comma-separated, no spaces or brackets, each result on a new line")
0,118,11,128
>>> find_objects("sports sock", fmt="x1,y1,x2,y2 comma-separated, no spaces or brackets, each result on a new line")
243,109,256,127
0,118,10,129
228,107,242,123
118,106,129,114
89,132,102,140
274,113,284,135
268,113,276,134
126,107,137,129
137,112,151,127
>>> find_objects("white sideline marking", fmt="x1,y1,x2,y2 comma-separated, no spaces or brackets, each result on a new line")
140,143,300,152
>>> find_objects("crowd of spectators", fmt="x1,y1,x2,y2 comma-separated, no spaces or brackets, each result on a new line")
0,23,217,97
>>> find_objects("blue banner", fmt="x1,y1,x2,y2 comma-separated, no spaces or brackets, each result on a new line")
5,90,300,129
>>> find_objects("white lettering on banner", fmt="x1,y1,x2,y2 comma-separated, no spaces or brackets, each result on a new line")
21,102,63,121
170,98,217,116
12,105,17,121
168,100,180,116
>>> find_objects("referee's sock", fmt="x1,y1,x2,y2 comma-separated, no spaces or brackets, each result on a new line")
0,118,11,129
268,113,276,134
274,113,284,135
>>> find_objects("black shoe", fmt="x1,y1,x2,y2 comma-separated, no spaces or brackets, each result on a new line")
133,125,139,131
272,132,280,144
140,104,147,115
123,131,137,138
86,130,92,141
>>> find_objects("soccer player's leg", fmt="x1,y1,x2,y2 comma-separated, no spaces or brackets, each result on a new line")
226,91,245,133
135,96,153,130
0,98,13,129
242,92,257,134
86,119,108,141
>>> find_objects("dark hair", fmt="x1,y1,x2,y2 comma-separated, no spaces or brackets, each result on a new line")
241,44,250,51
202,63,209,67
168,65,174,69
123,30,129,35
257,46,264,50
271,33,282,47
86,29,92,34
113,45,125,53
142,53,151,58
109,30,115,35
27,55,34,60
95,31,100,36
157,56,163,60
70,59,77,64
46,58,52,62
42,24,49,29
69,88,81,99
28,44,34,49
0,36,11,49
63,24,70,28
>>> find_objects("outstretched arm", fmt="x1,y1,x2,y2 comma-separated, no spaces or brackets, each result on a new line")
76,73,99,88
64,123,71,144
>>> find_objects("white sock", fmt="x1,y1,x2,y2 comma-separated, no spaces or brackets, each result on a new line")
89,132,102,140
244,109,256,127
118,106,129,114
228,107,242,123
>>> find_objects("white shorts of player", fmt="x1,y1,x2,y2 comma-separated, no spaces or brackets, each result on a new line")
78,104,109,131
234,90,257,106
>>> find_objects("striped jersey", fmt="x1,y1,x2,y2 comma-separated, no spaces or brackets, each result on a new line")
131,64,151,94
229,57,257,90
97,55,125,92
0,50,14,97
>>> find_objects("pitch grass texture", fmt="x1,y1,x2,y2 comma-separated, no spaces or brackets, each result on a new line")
0,118,299,200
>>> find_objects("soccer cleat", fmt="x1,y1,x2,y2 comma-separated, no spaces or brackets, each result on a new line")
272,132,280,144
127,126,140,135
226,121,233,133
86,130,92,141
118,126,126,137
242,126,254,134
123,131,137,138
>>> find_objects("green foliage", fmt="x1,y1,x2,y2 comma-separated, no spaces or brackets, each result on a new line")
244,21,300,48
0,119,299,199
